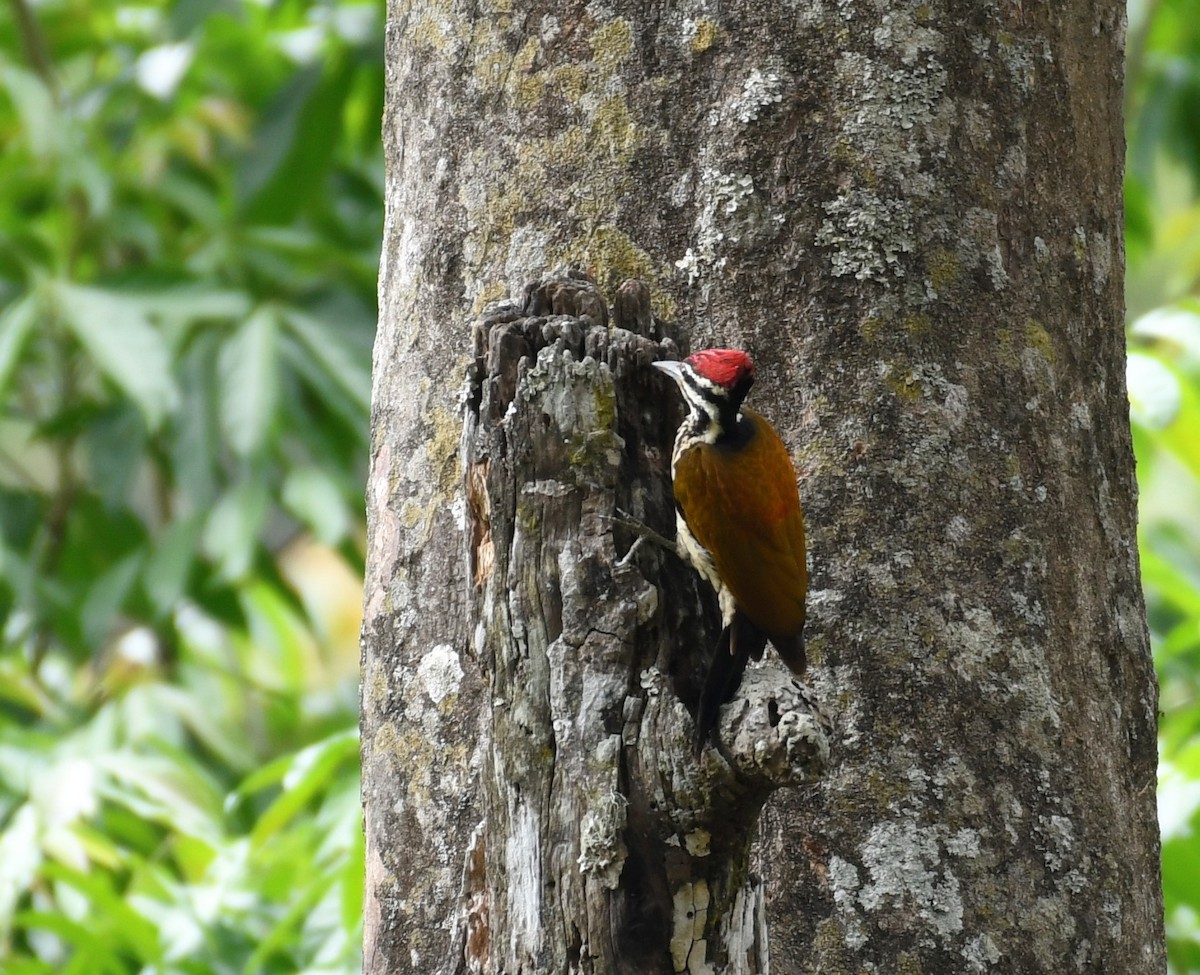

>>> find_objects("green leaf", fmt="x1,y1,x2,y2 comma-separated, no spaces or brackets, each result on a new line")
282,466,350,545
340,808,365,938
249,730,358,845
218,307,280,457
95,750,223,842
172,334,220,511
84,405,147,511
202,479,269,581
279,308,371,414
0,66,59,158
236,65,323,216
0,295,38,403
81,554,144,650
124,286,252,325
52,282,179,430
143,515,204,618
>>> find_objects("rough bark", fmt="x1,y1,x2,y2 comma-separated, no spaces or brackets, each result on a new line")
364,0,1166,972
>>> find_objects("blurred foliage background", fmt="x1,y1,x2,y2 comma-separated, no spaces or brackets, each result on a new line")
0,0,378,970
1,0,1199,971
1130,0,1200,967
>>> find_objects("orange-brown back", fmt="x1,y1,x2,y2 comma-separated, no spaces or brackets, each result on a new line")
673,408,807,640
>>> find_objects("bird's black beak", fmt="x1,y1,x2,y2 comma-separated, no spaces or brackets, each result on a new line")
651,359,685,387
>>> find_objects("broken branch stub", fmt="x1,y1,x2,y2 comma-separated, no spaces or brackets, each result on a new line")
459,271,829,973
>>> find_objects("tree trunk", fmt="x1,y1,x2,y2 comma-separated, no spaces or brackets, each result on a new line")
363,0,1166,972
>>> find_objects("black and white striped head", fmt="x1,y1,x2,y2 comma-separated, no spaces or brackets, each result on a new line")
652,349,756,436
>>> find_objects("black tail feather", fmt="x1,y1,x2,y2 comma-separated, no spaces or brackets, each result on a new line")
771,626,807,675
692,612,767,754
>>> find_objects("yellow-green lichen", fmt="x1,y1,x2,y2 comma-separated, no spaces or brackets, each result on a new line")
690,18,720,53
590,19,634,76
365,666,390,712
928,248,961,292
811,917,869,974
509,36,544,107
903,313,932,337
472,279,508,315
997,320,1055,372
426,405,463,494
410,11,465,54
860,315,883,342
1024,320,1054,362
375,721,430,778
555,225,662,295
897,950,924,975
399,499,426,529
594,380,618,431
516,498,541,536
589,96,639,164
886,369,923,404
546,63,589,104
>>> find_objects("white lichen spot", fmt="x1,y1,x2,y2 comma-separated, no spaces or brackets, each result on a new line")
684,830,712,856
417,643,464,704
872,9,944,65
733,67,783,123
963,932,1002,971
717,172,755,215
677,169,767,284
1038,813,1076,873
506,225,551,292
833,45,947,175
1011,590,1047,628
859,820,964,941
828,855,861,910
578,790,629,887
946,515,971,542
1034,235,1050,261
998,34,1037,92
816,190,915,280
943,828,981,858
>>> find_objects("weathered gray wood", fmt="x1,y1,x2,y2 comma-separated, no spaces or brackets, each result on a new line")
460,273,828,973
364,0,1166,971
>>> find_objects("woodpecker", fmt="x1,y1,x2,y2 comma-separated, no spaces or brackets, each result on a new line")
652,349,807,752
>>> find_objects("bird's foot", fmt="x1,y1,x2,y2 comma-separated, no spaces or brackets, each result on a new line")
606,509,678,568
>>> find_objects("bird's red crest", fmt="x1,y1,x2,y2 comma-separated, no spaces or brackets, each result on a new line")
686,348,755,390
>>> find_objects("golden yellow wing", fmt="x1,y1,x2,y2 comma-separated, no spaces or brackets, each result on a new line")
674,408,807,640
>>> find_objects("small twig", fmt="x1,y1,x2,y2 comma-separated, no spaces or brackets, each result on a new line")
9,0,58,99
605,509,677,550
608,509,679,570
